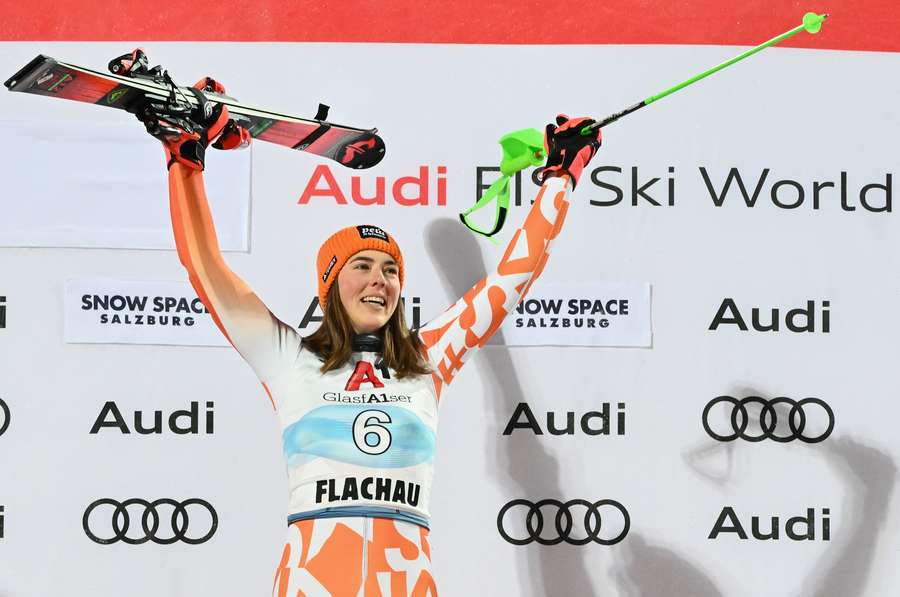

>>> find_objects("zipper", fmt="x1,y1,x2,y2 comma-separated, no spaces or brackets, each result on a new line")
361,516,370,595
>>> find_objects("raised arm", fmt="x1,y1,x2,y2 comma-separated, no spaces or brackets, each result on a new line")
168,165,300,379
418,115,601,399
139,78,300,389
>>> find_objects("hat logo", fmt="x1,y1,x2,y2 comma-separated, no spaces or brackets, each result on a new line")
356,226,389,242
322,256,338,282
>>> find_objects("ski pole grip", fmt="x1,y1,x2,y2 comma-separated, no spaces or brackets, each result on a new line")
579,122,602,136
580,100,648,135
498,128,545,175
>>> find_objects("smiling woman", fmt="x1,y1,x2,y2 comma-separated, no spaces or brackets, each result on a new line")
303,236,431,379
339,252,400,333
141,82,600,595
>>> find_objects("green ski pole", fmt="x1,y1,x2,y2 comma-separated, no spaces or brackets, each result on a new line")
461,12,829,240
581,12,829,134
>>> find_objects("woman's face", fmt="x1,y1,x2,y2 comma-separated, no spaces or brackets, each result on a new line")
336,249,401,334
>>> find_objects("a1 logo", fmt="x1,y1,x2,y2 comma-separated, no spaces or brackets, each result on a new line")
345,361,386,391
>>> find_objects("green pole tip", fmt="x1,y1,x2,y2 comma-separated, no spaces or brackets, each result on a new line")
802,12,827,34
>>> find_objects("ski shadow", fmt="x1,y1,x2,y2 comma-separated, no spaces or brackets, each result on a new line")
682,384,897,597
613,533,723,597
424,218,601,597
802,435,896,597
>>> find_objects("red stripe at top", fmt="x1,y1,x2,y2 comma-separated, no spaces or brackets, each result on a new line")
2,0,898,53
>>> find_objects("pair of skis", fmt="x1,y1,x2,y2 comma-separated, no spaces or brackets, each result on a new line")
4,50,385,169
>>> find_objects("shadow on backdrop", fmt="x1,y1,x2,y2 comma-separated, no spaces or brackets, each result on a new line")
424,224,899,597
425,218,602,596
682,385,897,597
803,436,896,597
613,533,723,597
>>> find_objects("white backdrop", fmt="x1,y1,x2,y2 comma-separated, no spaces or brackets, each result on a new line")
1,41,899,597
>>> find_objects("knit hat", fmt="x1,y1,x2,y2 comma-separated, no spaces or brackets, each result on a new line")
316,225,405,309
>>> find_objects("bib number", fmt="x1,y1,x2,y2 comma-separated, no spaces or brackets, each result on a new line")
353,410,392,455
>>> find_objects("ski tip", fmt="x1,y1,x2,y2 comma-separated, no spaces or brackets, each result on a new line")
802,12,828,34
336,133,386,169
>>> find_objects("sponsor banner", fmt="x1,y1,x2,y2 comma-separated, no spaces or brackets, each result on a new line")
0,396,9,436
475,164,895,215
702,395,835,443
500,281,651,347
298,294,427,333
82,497,218,545
89,400,215,436
0,121,250,250
497,498,630,546
708,506,832,542
501,401,626,437
64,278,230,346
708,298,831,334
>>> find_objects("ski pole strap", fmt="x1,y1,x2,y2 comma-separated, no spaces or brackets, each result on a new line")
460,128,545,241
459,176,510,244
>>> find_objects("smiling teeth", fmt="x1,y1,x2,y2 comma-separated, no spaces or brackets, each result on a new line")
362,297,385,305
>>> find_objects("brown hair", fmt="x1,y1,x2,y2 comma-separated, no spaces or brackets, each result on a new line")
302,284,431,378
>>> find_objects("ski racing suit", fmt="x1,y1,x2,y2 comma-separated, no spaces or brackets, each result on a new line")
167,164,573,597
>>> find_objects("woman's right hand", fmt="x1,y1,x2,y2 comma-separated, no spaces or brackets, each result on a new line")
539,114,602,188
132,78,250,171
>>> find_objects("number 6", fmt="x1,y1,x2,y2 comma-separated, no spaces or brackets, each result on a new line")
353,410,392,455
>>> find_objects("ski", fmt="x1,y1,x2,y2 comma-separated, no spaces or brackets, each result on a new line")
4,52,385,169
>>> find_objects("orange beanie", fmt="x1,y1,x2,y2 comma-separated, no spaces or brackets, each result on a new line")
317,225,405,309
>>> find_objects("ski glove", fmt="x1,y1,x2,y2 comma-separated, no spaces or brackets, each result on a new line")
134,78,250,171
540,114,602,188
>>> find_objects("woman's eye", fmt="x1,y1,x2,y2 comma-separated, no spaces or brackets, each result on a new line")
385,268,398,276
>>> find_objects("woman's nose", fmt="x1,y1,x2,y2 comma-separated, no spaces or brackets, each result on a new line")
369,269,386,285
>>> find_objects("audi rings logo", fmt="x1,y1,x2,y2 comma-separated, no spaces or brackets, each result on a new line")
0,398,9,436
702,396,834,443
497,499,630,546
83,498,218,545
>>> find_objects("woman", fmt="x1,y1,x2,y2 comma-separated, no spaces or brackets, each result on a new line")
139,80,600,597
